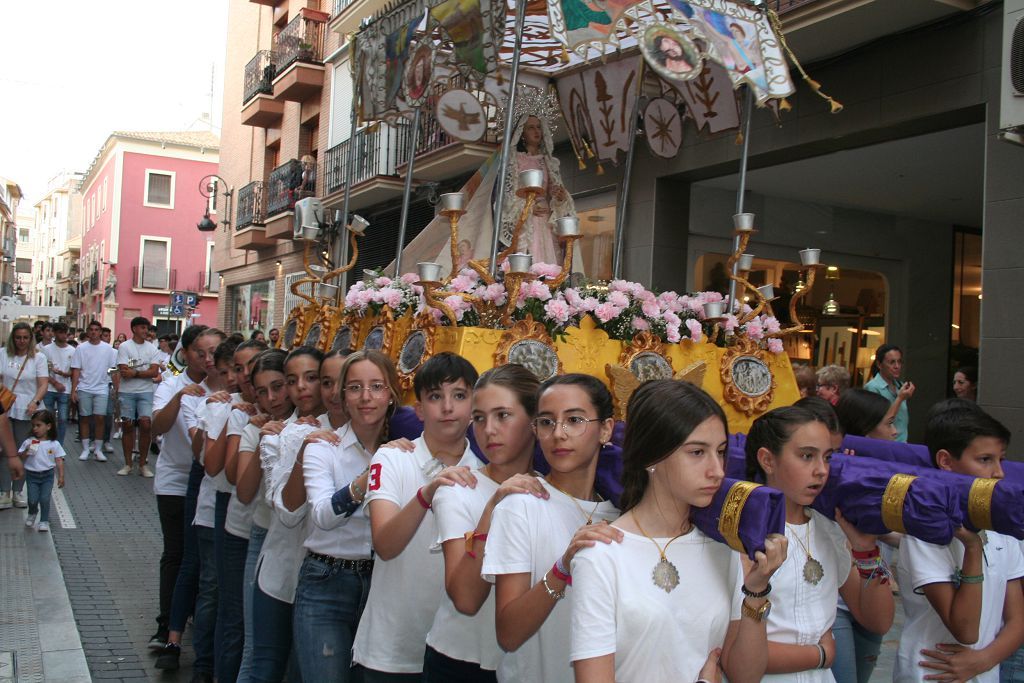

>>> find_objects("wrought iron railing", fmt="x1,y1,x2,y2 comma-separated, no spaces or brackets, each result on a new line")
132,265,176,291
767,0,821,13
332,0,357,18
89,271,98,292
267,159,318,217
275,11,327,73
236,181,268,229
243,50,277,105
395,101,499,168
323,123,408,196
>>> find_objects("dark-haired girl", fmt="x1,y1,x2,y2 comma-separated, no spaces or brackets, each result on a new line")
835,388,898,441
19,409,64,532
571,380,786,682
746,406,894,682
483,374,620,683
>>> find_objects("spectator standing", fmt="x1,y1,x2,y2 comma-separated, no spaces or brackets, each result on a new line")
42,323,75,446
268,328,280,348
70,321,117,461
952,366,978,402
815,364,851,406
793,364,817,399
864,344,914,442
116,316,162,477
0,323,49,509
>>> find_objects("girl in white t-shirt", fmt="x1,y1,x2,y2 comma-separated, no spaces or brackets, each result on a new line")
745,405,895,682
482,374,621,683
20,409,65,532
425,364,548,682
571,380,787,683
294,350,400,682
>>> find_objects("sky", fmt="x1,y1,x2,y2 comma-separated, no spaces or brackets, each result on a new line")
0,1,229,207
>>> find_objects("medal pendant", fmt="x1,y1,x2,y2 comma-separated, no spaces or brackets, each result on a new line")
652,558,680,593
421,458,444,480
803,557,825,585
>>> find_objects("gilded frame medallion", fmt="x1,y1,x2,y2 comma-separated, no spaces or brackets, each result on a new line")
720,335,775,416
494,317,562,381
619,332,674,382
397,313,437,391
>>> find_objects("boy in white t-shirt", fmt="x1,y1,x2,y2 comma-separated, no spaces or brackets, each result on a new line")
896,402,1024,683
41,322,75,446
353,353,482,680
70,321,117,460
116,316,162,476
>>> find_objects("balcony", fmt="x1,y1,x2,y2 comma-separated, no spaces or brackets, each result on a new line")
241,50,285,127
395,97,499,182
133,266,177,292
272,9,328,102
322,124,409,210
234,180,276,250
330,0,385,36
265,159,317,238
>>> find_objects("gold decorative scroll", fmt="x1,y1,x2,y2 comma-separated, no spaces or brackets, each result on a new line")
718,480,761,554
968,478,998,532
881,473,917,534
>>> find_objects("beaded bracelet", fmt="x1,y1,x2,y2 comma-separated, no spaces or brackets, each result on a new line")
542,571,566,601
953,568,984,587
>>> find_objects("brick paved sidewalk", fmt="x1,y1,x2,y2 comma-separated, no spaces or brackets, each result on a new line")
51,434,195,683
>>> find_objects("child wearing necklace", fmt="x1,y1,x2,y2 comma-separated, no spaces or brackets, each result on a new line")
353,352,483,681
570,380,787,683
483,374,620,683
745,406,895,682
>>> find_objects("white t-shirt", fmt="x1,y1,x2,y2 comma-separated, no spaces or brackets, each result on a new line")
193,399,234,529
571,527,744,682
153,373,208,497
481,478,619,683
42,343,75,395
353,437,482,674
895,532,1024,683
70,341,117,394
116,339,161,394
762,509,850,683
20,438,66,472
226,420,266,539
0,350,48,420
426,468,500,670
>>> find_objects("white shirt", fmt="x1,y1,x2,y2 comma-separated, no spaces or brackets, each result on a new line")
425,468,501,670
226,420,266,539
895,532,1024,683
571,528,744,682
481,478,619,683
20,438,66,472
302,423,374,559
153,372,208,497
70,341,117,394
193,399,235,529
116,339,161,394
353,437,482,674
42,343,75,395
762,509,851,683
0,350,48,420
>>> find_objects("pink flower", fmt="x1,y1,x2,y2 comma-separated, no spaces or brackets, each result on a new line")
686,318,702,343
607,291,629,308
450,274,477,293
531,262,563,280
544,298,571,324
443,295,471,322
479,283,507,305
517,280,552,304
641,300,660,318
664,311,681,329
563,288,583,308
380,287,403,309
499,259,511,273
666,324,681,343
400,272,419,284
767,338,784,354
723,314,738,332
746,320,763,340
580,296,599,312
702,291,724,303
763,316,781,334
687,298,705,315
631,316,649,331
627,282,645,297
593,302,622,323
609,279,630,293
373,276,393,287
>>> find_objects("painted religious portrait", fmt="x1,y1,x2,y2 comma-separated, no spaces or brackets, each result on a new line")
640,24,703,82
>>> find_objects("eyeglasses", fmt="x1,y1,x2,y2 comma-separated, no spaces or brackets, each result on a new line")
344,382,389,397
532,415,602,438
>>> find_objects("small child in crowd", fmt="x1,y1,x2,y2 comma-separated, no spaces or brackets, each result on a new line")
20,409,65,532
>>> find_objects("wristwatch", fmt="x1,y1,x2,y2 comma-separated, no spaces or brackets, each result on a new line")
741,597,771,623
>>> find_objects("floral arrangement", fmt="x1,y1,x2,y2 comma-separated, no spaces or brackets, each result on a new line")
343,271,423,319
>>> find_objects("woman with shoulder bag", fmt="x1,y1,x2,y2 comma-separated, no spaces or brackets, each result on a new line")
0,323,49,509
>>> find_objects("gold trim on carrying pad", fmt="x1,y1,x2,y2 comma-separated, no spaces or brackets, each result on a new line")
718,481,761,554
968,478,998,532
881,473,917,534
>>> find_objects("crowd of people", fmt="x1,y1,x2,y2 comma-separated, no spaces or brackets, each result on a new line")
0,318,1016,683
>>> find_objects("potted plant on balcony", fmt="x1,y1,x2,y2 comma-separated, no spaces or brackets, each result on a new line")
298,40,314,61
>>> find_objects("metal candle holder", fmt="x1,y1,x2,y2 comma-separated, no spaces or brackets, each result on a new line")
507,252,533,273
703,301,725,319
417,262,443,283
799,248,821,266
737,253,755,272
732,213,756,233
439,193,469,282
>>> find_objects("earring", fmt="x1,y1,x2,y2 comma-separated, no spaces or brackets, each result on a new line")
647,466,655,474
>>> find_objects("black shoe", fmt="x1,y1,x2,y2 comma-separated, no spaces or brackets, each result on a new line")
155,643,181,670
150,442,160,455
189,673,213,683
147,628,168,650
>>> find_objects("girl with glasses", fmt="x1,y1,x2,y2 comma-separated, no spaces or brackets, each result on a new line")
483,374,620,683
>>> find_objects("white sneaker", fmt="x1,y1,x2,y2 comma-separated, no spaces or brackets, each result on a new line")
82,439,91,454
25,513,36,528
0,492,11,510
103,442,114,453
37,521,49,532
12,491,27,508
117,465,132,476
78,451,89,461
140,465,154,478
94,450,108,463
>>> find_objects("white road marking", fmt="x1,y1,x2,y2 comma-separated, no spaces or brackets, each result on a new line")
51,487,77,529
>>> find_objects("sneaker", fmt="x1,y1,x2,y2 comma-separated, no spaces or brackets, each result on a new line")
0,493,11,510
37,521,49,532
25,513,36,528
103,441,114,453
12,491,27,508
140,465,155,478
78,451,89,461
94,450,108,463
117,465,132,476
147,629,168,650
155,643,181,670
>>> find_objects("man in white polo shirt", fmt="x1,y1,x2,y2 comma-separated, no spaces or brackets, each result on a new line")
70,321,117,461
116,316,162,477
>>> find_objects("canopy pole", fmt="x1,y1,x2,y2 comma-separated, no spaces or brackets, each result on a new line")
394,106,422,277
488,0,529,277
727,87,755,313
612,84,644,281
338,78,360,298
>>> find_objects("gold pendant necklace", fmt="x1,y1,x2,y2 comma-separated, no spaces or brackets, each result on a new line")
547,479,602,525
633,514,690,593
787,517,824,585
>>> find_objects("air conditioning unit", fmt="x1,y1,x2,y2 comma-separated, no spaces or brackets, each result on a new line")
293,197,324,240
1000,0,1024,131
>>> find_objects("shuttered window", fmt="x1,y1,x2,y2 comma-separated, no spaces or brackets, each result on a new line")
145,171,175,208
140,238,169,289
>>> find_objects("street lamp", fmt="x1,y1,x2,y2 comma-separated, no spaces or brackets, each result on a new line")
197,174,233,232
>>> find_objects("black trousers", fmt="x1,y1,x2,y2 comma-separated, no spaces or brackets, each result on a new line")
156,494,185,631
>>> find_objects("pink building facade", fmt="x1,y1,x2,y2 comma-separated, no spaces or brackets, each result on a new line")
77,132,220,336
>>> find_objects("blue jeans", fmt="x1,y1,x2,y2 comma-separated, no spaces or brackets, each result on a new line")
423,645,496,683
293,555,372,682
236,524,267,683
1003,645,1024,683
43,391,69,446
25,469,55,523
168,461,204,633
193,524,218,676
250,581,301,683
831,608,884,683
215,491,248,683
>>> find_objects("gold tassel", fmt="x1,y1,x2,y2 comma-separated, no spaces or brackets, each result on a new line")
560,45,570,64
779,98,792,112
583,140,595,159
577,157,586,170
735,130,744,146
596,162,605,175
767,7,844,115
496,69,503,86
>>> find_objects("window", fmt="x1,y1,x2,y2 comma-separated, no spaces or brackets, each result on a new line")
18,229,29,243
139,237,170,289
144,170,175,208
207,177,218,214
101,179,108,212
